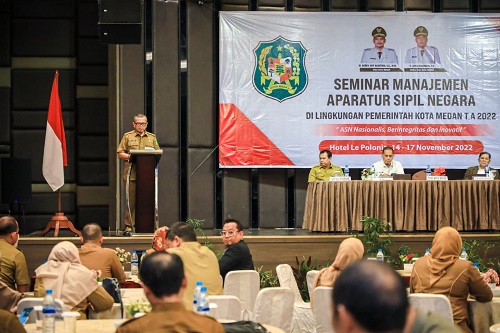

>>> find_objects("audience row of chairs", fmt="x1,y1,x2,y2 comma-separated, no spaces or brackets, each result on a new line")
16,267,456,333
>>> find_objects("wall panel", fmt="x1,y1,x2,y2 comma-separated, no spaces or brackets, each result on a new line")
187,148,216,227
222,169,251,228
186,1,215,147
258,169,287,228
294,168,309,228
77,99,109,134
0,88,10,144
157,147,180,225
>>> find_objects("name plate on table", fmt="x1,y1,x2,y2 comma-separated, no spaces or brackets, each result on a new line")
426,176,448,181
329,176,351,181
473,176,492,181
373,177,393,181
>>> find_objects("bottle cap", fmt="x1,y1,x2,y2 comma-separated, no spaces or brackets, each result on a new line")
200,287,207,292
196,281,203,286
46,289,53,294
132,250,136,253
378,248,382,252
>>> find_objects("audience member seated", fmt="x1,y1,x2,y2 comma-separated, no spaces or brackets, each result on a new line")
313,238,363,288
78,223,126,282
308,149,343,182
145,226,169,255
0,216,30,292
464,151,499,180
372,146,404,177
332,260,461,333
166,222,223,309
410,227,492,333
34,241,114,319
218,219,254,279
0,308,27,333
116,252,224,333
0,279,22,311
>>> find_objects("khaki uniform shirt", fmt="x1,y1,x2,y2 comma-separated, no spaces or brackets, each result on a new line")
116,130,160,181
308,164,344,182
0,309,27,333
0,238,30,290
34,278,114,319
79,243,126,282
116,302,224,333
167,242,223,310
411,256,492,333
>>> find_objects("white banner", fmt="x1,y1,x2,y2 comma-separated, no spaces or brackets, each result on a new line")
219,12,500,169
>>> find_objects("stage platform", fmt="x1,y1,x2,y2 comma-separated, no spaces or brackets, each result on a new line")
19,228,500,276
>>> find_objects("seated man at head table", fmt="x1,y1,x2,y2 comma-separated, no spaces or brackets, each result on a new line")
331,260,461,333
464,151,499,180
372,146,405,177
116,252,224,333
78,223,126,282
308,149,344,182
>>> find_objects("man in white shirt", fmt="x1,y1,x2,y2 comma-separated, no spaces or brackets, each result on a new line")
372,147,404,177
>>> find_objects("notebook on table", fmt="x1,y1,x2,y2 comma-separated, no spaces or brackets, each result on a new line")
392,174,411,181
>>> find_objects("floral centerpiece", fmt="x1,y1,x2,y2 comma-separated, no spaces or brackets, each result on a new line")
115,247,131,267
399,253,418,272
127,298,152,317
433,166,446,176
483,268,499,288
361,167,374,180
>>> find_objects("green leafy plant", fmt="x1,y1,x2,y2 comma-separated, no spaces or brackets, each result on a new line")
463,239,496,273
186,217,216,252
291,256,324,302
356,216,393,258
257,266,279,289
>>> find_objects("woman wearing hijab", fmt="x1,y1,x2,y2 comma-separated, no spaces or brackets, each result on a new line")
310,237,364,307
34,241,114,319
410,227,492,333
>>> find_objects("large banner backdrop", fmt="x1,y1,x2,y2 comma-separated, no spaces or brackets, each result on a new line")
219,12,500,169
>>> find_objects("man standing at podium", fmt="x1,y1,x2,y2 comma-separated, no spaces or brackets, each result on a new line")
117,114,159,233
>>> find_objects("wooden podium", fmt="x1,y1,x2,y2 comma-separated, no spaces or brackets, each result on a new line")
129,149,162,233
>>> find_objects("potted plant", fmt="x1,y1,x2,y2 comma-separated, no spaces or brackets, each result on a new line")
483,269,499,289
361,168,374,180
400,253,417,272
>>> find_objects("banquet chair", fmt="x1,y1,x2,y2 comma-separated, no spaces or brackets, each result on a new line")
313,287,334,333
306,270,320,298
252,287,294,333
490,323,500,333
408,293,454,323
207,295,241,321
17,298,66,323
276,264,315,333
223,270,259,319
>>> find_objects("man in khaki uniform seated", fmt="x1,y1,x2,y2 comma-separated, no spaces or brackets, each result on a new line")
116,252,224,333
78,223,126,282
0,216,29,292
308,149,343,182
166,222,223,309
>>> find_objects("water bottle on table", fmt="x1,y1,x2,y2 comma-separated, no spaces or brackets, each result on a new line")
344,165,349,177
130,250,139,277
426,165,431,177
193,281,203,311
376,248,384,262
42,289,56,333
459,248,468,260
485,164,490,178
424,249,430,256
196,286,210,315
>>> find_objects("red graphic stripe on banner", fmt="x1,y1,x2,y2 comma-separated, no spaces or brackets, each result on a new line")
219,103,294,166
319,140,484,154
316,124,490,137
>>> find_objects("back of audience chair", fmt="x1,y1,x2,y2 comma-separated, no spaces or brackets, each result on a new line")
306,270,320,298
313,287,334,333
17,298,66,323
223,270,259,318
276,264,306,305
252,287,294,333
408,293,454,323
207,295,241,321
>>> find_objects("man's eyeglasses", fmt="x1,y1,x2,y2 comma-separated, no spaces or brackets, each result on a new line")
134,122,147,126
220,231,236,237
